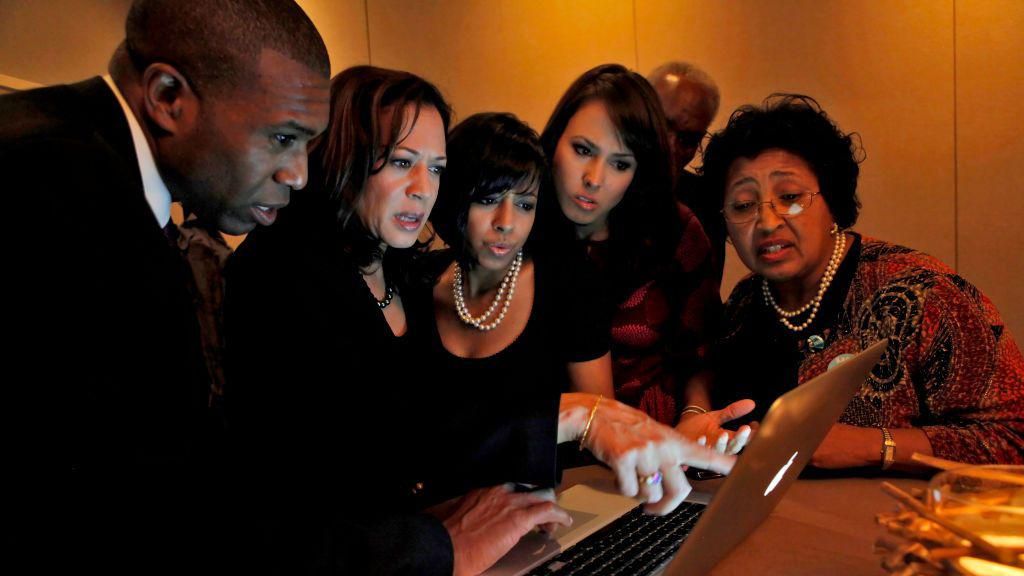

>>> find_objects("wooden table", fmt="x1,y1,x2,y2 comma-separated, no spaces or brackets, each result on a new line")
561,465,928,575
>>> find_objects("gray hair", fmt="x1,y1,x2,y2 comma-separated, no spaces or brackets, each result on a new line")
647,61,720,121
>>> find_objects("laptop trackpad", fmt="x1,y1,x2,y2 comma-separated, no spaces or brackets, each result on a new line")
484,484,639,576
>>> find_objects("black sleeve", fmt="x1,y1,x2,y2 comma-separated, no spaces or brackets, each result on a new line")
347,513,455,576
549,249,611,363
224,225,455,575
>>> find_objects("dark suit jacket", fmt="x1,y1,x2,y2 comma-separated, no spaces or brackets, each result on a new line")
2,78,217,571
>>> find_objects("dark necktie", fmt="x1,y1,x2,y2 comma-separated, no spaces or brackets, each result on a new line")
163,221,180,245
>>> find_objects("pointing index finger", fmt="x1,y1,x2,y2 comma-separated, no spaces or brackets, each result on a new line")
677,443,736,475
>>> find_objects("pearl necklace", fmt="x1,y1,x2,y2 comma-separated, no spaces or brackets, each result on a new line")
453,251,523,331
761,227,846,332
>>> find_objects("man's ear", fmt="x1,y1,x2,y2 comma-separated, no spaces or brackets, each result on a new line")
141,63,198,135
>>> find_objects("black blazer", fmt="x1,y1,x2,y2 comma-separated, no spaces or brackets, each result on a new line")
3,78,216,570
225,195,455,575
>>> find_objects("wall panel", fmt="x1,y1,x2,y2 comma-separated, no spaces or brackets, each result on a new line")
367,0,636,130
0,0,131,85
297,0,369,73
956,0,1024,339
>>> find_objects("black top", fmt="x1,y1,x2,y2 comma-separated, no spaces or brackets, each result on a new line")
713,234,863,422
225,195,453,574
410,249,610,499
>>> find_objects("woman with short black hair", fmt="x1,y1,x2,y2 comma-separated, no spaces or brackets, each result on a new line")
703,94,1024,469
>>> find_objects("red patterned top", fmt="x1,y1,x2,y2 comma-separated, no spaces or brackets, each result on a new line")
588,204,721,424
718,236,1024,464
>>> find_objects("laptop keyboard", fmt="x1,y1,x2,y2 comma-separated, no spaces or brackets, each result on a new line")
525,501,706,575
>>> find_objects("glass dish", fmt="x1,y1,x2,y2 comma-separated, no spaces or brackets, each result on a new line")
927,465,1024,551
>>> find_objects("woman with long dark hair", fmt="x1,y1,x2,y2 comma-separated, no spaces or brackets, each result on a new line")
226,65,456,573
540,64,752,451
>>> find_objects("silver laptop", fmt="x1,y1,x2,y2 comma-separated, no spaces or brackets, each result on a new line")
485,339,888,576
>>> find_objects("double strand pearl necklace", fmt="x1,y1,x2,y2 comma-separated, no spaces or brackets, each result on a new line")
761,226,846,332
453,250,523,331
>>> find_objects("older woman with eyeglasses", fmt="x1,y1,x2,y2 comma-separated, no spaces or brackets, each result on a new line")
702,94,1024,471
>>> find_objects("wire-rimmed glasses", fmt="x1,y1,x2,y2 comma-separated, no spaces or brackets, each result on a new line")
720,191,820,224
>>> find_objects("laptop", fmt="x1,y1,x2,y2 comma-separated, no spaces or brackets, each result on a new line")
485,339,888,576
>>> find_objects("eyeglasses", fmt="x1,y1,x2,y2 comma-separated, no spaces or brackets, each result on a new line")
720,192,820,224
673,129,708,149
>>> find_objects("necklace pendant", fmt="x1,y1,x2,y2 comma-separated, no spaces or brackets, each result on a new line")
807,334,825,352
827,353,856,371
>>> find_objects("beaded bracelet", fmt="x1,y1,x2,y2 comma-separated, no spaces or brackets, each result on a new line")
578,395,603,452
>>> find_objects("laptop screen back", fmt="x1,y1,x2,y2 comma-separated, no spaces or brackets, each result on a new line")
664,339,888,575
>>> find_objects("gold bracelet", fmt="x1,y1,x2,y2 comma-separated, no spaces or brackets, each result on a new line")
679,405,709,418
578,395,603,452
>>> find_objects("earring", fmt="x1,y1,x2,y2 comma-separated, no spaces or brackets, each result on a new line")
829,223,839,236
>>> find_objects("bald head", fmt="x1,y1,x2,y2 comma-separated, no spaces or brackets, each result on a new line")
122,0,329,97
648,62,720,171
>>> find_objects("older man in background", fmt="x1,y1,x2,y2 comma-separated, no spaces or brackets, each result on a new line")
648,61,725,282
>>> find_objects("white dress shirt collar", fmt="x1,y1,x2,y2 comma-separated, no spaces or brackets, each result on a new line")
102,75,172,228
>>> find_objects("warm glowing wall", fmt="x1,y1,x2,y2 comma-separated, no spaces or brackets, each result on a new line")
1,0,1021,338
0,0,131,85
955,1,1024,342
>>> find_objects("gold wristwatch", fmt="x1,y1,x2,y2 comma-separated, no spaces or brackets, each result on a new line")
880,427,895,470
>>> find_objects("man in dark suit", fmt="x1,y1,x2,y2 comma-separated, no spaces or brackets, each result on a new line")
648,61,725,284
2,0,330,569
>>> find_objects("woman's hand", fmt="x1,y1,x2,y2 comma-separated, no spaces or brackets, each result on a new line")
440,484,572,576
675,399,756,455
559,393,735,516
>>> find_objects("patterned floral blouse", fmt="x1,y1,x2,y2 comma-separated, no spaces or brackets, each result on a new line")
587,203,722,425
716,234,1024,464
